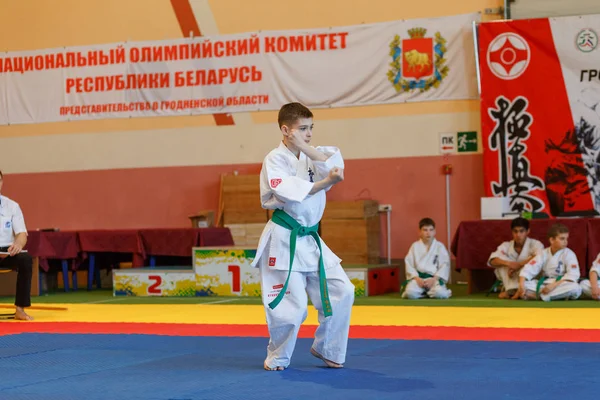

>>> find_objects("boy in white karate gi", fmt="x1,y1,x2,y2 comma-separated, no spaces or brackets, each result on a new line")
251,102,355,371
579,253,600,300
517,223,582,301
488,217,544,299
402,218,452,299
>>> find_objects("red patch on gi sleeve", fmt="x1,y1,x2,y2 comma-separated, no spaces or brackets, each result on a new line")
529,260,536,265
571,264,578,269
270,178,282,188
272,284,283,289
269,257,276,266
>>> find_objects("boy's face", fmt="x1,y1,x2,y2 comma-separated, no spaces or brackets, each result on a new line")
511,227,529,245
420,225,435,241
549,233,569,251
282,118,313,144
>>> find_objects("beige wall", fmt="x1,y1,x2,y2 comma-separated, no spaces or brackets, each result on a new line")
0,0,502,173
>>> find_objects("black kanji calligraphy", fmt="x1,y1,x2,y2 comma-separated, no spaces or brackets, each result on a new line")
489,95,545,213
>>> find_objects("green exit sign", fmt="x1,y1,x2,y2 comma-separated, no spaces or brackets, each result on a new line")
457,131,478,153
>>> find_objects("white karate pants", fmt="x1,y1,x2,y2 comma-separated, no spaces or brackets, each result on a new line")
523,278,582,301
259,258,355,369
402,279,452,299
494,266,519,292
579,279,600,299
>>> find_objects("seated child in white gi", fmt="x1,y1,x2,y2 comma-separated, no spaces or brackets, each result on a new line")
402,218,452,299
518,223,582,301
488,217,544,299
579,253,600,300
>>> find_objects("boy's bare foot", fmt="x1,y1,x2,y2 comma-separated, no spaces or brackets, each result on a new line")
15,307,33,321
498,291,510,299
263,361,284,371
523,291,537,300
310,348,343,368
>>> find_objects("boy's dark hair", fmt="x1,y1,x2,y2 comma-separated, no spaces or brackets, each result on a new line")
0,170,3,179
511,217,530,230
548,223,569,239
419,218,435,229
278,102,313,128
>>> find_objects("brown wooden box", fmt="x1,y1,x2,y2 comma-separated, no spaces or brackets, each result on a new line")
189,210,215,228
322,200,379,220
222,175,267,225
225,223,265,247
321,200,380,264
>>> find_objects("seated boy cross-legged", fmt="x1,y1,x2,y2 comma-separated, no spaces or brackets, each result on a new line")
517,223,582,302
579,253,600,300
402,218,452,300
488,217,544,299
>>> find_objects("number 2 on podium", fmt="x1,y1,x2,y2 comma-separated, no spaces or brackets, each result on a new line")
228,265,241,293
148,275,162,294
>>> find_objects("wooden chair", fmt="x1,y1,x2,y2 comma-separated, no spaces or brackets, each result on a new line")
0,268,15,319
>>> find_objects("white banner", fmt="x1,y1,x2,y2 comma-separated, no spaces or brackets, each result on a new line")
0,13,479,125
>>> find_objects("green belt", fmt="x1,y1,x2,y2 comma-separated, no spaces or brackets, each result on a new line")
536,275,563,296
401,272,445,291
268,209,332,317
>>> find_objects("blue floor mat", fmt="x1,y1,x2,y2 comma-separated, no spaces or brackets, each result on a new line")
0,333,598,400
